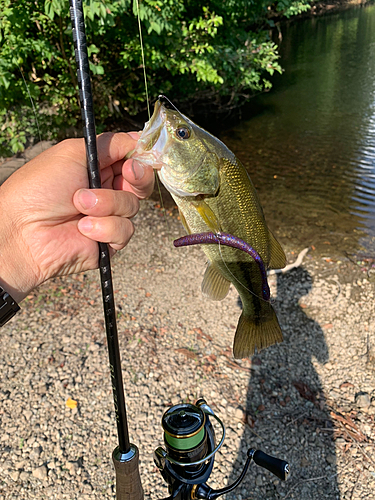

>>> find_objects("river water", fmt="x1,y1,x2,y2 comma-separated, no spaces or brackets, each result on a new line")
220,4,375,257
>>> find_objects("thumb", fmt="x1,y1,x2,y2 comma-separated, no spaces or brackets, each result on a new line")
121,158,155,199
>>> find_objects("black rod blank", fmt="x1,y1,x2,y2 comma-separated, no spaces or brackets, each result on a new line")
69,0,130,454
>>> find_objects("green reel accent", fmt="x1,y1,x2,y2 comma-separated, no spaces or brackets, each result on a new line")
164,427,205,451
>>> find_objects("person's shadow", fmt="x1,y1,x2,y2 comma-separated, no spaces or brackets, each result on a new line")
226,267,339,499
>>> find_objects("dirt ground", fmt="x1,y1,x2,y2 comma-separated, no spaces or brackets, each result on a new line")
0,198,374,499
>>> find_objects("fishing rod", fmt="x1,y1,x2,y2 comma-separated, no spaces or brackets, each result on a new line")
69,1,143,499
68,2,290,498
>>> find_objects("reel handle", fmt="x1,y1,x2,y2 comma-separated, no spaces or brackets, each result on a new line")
112,445,144,500
251,449,289,481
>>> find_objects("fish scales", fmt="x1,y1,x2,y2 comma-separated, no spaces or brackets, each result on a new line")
131,97,286,358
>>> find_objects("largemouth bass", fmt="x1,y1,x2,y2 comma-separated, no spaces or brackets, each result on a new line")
131,97,286,358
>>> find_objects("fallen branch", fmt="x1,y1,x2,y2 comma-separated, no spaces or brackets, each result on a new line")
268,247,310,275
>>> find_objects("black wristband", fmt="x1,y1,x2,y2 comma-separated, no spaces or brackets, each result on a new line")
0,285,20,327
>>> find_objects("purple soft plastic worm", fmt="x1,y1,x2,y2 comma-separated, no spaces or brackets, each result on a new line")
173,232,270,301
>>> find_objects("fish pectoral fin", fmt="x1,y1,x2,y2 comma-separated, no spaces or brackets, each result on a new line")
233,306,283,359
191,200,221,233
202,263,231,301
178,208,191,234
268,230,287,270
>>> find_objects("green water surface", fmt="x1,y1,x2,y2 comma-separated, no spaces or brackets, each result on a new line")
221,4,375,257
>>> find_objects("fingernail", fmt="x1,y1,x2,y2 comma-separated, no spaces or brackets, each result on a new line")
131,160,144,180
78,189,98,209
79,218,93,233
128,131,141,140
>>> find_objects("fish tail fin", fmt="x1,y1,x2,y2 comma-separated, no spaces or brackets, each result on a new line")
233,306,283,359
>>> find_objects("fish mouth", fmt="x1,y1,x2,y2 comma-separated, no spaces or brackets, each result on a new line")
134,99,169,170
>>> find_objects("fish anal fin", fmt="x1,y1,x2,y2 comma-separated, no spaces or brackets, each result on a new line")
202,263,231,301
192,200,221,233
268,230,287,270
233,307,283,359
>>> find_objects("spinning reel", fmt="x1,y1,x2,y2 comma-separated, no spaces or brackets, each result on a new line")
154,399,289,500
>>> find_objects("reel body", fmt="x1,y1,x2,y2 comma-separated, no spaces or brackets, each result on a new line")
154,399,289,500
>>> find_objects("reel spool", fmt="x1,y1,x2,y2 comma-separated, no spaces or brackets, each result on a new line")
154,399,289,500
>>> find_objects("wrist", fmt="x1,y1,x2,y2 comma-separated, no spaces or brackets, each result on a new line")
0,275,30,304
0,206,39,303
0,235,39,302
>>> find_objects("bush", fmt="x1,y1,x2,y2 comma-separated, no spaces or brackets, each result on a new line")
0,0,312,155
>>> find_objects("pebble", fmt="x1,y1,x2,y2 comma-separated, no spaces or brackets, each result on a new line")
32,465,48,480
9,471,19,481
355,392,371,408
255,475,263,486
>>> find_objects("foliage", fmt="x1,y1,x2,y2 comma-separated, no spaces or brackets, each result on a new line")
0,0,312,155
275,0,312,18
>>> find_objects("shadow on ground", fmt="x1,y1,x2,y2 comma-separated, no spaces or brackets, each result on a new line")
227,267,340,500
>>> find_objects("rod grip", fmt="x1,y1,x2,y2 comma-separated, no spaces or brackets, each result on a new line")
113,445,144,500
252,450,289,481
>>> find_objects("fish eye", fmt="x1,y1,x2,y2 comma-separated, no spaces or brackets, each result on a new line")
175,126,191,140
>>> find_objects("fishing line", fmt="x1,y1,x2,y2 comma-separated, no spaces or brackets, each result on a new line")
158,94,183,114
15,59,43,150
135,0,150,120
135,0,171,235
216,237,270,304
133,13,272,335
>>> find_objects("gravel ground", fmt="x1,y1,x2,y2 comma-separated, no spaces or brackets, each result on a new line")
1,148,375,499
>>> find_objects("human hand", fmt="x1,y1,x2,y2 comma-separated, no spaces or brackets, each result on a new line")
0,132,154,303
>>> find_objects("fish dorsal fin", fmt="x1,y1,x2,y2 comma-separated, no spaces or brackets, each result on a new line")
202,262,231,301
191,199,222,233
268,230,287,270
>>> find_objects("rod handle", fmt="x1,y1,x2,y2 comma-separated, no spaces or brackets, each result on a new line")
252,450,289,481
113,445,144,500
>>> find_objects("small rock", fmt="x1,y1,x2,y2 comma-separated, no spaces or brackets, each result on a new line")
326,454,336,465
14,460,26,470
23,141,54,161
335,438,346,445
355,392,371,408
65,461,79,475
0,166,21,185
10,470,19,481
32,465,48,480
30,446,43,460
255,475,263,486
234,408,244,420
23,410,32,421
1,158,26,169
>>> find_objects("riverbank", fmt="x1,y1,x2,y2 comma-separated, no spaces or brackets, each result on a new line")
312,0,372,15
269,0,373,22
0,196,374,500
